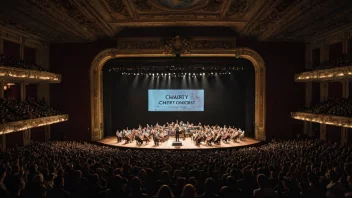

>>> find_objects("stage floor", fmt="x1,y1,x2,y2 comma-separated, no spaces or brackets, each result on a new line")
97,136,260,150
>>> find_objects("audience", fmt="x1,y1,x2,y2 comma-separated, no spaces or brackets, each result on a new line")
0,139,351,197
0,98,61,124
305,97,352,116
308,54,352,71
0,55,47,71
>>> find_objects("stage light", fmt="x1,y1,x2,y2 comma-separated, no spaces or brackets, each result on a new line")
188,73,190,75
168,73,171,76
229,72,231,74
211,72,213,75
137,73,139,75
152,73,154,76
203,73,205,75
156,73,159,76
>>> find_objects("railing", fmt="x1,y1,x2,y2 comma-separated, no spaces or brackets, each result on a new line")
294,66,352,82
0,66,61,83
0,114,69,134
291,112,352,128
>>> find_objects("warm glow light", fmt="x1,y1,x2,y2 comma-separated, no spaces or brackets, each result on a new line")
0,115,69,134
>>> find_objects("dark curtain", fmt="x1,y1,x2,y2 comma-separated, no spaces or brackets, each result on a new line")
3,40,20,59
24,47,36,64
329,42,343,60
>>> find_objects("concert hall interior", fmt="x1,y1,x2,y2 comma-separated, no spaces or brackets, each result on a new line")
0,0,352,197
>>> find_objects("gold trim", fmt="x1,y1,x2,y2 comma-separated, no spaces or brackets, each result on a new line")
0,114,69,135
90,48,266,141
0,66,61,83
295,65,352,82
292,112,352,128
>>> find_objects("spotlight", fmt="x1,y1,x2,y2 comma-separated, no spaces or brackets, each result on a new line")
137,73,139,75
203,73,205,75
211,72,213,75
189,73,191,75
157,73,159,76
169,73,171,76
152,73,154,76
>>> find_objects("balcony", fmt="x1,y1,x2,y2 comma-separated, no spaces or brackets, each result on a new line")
294,66,352,82
0,114,69,134
291,112,352,128
0,66,61,83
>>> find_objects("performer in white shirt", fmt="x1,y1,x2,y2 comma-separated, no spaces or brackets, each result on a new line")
116,130,119,142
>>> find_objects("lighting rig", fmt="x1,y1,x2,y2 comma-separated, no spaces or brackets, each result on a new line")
109,66,244,77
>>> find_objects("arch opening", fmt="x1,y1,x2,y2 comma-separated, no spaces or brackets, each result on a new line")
90,48,266,141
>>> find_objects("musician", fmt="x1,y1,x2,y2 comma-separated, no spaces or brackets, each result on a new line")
116,130,120,142
175,124,180,142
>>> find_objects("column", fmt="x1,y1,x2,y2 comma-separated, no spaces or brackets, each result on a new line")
341,79,350,145
304,43,313,136
319,41,329,141
0,45,4,148
20,83,31,146
44,125,51,141
36,44,51,141
342,31,350,55
20,37,25,59
319,82,328,141
0,81,4,99
0,38,3,54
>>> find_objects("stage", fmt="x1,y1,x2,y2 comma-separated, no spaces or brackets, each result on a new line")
97,136,260,150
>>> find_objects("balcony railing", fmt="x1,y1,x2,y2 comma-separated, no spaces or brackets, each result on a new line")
0,114,69,134
294,66,352,82
291,112,352,128
0,66,61,83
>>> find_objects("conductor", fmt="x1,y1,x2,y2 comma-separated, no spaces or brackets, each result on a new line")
175,124,180,142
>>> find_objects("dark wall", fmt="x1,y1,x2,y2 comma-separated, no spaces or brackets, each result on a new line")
50,40,116,141
237,39,305,139
50,38,305,141
3,40,20,59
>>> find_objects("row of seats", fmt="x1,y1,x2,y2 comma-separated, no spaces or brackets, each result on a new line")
0,98,61,124
0,55,47,72
0,139,350,197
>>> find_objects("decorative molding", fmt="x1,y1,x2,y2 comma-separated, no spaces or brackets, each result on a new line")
201,0,225,13
105,0,130,17
90,44,266,141
116,36,236,54
295,66,352,82
227,0,248,18
0,66,61,83
0,114,69,135
163,36,192,54
134,0,152,11
292,112,352,128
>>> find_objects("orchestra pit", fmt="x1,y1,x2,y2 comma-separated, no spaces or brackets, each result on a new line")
0,0,352,197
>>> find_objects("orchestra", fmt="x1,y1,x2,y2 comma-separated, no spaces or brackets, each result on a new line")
115,120,245,146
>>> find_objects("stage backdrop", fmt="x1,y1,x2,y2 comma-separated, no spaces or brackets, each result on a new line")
103,58,255,137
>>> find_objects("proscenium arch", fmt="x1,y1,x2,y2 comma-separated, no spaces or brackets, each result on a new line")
90,48,266,141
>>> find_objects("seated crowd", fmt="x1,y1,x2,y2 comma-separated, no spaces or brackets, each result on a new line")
0,139,352,197
308,54,352,71
305,97,352,117
0,98,61,124
0,55,47,72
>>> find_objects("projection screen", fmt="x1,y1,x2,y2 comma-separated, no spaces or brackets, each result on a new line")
148,89,204,112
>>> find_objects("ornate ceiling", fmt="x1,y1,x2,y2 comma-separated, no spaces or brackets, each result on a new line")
0,0,351,43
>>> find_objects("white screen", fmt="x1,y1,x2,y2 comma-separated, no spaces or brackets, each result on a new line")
148,89,204,112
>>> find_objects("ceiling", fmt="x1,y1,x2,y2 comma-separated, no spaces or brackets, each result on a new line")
0,0,351,43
